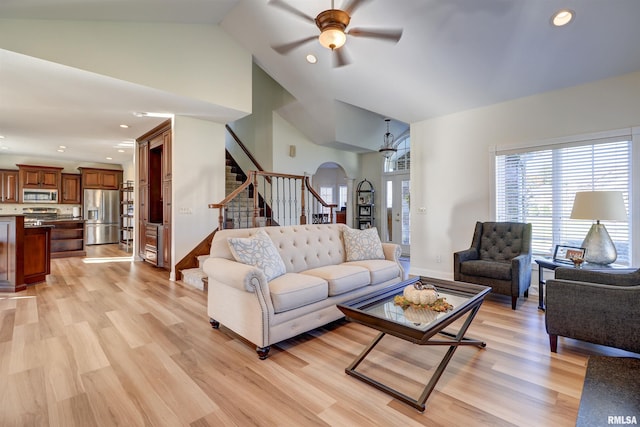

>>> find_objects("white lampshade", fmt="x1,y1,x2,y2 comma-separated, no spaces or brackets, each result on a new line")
570,191,627,221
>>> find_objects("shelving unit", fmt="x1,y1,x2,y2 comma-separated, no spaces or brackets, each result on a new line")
120,180,134,252
356,179,375,229
45,220,86,258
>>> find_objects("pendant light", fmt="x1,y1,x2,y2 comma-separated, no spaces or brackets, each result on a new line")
379,118,397,158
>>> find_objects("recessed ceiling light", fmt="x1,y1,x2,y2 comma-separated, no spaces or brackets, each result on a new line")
552,9,574,27
306,54,318,64
57,149,65,153
59,145,66,149
118,149,125,153
120,124,129,128
1,146,9,150
106,157,113,160
0,135,5,139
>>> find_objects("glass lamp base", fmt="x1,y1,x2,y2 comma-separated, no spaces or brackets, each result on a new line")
582,223,617,265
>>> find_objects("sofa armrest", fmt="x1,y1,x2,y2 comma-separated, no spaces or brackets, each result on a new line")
454,248,478,263
554,267,639,286
202,257,269,293
545,278,640,353
510,253,532,292
382,242,401,262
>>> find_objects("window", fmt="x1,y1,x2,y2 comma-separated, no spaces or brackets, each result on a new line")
319,186,333,214
338,185,347,210
495,136,631,265
384,135,410,173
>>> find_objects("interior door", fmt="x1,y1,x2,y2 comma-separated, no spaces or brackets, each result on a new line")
383,174,410,256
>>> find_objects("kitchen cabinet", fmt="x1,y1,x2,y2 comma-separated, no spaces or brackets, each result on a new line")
0,215,25,292
0,170,18,203
61,173,82,204
17,164,62,192
137,120,171,271
162,180,171,268
138,183,148,260
162,130,172,181
78,167,122,190
138,141,149,186
23,224,52,284
144,223,162,267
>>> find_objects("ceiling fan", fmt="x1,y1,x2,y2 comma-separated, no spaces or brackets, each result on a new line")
269,0,403,67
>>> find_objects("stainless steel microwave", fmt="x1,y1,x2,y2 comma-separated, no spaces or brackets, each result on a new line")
22,188,59,203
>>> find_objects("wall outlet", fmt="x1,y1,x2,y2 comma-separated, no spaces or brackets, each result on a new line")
179,207,193,214
418,207,427,214
436,255,442,263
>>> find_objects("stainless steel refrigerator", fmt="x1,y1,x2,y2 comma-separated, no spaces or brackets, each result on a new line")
84,189,120,245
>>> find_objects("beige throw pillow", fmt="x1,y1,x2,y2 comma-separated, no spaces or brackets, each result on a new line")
343,227,385,262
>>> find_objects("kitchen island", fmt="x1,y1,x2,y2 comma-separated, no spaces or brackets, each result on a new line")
0,215,52,292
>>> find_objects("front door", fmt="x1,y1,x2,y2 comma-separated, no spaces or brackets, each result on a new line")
383,174,410,255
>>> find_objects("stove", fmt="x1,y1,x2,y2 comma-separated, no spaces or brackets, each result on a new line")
22,207,59,224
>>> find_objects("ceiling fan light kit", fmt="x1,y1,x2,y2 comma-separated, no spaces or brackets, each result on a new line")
269,0,403,67
316,9,350,50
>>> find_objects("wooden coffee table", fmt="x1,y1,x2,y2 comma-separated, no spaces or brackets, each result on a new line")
337,277,491,411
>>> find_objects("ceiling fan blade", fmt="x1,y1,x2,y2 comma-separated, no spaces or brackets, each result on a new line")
268,0,315,24
333,47,351,68
348,28,403,43
271,36,317,55
342,0,370,15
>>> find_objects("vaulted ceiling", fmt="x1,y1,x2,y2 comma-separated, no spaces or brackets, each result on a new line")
2,0,640,163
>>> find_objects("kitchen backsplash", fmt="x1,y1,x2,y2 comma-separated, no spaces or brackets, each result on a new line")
0,203,81,215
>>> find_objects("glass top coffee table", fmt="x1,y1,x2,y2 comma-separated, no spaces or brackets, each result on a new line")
337,276,491,411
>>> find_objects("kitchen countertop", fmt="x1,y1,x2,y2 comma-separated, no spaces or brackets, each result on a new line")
41,217,85,222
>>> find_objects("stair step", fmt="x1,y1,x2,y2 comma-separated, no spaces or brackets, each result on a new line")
197,255,210,268
181,268,207,291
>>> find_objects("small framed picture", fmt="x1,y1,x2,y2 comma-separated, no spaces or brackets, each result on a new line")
359,205,371,216
553,245,586,264
359,220,372,230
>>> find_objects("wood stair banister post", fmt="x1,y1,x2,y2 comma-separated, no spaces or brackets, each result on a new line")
253,172,260,227
300,175,307,225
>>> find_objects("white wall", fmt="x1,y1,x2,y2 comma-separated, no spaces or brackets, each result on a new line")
410,70,640,280
229,64,296,171
272,112,359,178
0,19,251,114
171,116,225,280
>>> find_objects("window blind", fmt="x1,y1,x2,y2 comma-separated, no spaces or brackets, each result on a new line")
496,139,631,264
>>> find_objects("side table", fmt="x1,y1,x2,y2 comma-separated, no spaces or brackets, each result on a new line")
535,258,631,311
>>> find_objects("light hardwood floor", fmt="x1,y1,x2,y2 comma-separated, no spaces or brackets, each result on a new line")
0,245,635,426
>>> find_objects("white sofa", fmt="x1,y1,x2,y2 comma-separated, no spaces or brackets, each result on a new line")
203,223,404,359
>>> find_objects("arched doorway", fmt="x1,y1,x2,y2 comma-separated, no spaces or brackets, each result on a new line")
312,162,349,224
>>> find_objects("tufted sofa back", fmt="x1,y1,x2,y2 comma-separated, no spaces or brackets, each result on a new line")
210,224,348,273
476,222,531,262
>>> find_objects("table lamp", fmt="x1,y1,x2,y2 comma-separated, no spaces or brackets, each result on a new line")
570,191,627,264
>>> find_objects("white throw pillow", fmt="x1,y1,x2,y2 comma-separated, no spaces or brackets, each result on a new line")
343,227,385,262
227,229,286,281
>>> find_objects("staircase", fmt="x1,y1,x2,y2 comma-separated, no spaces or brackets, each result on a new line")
180,255,210,290
177,142,336,290
179,153,248,290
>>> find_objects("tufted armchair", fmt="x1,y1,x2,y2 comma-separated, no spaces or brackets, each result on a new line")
454,221,532,309
545,267,640,353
